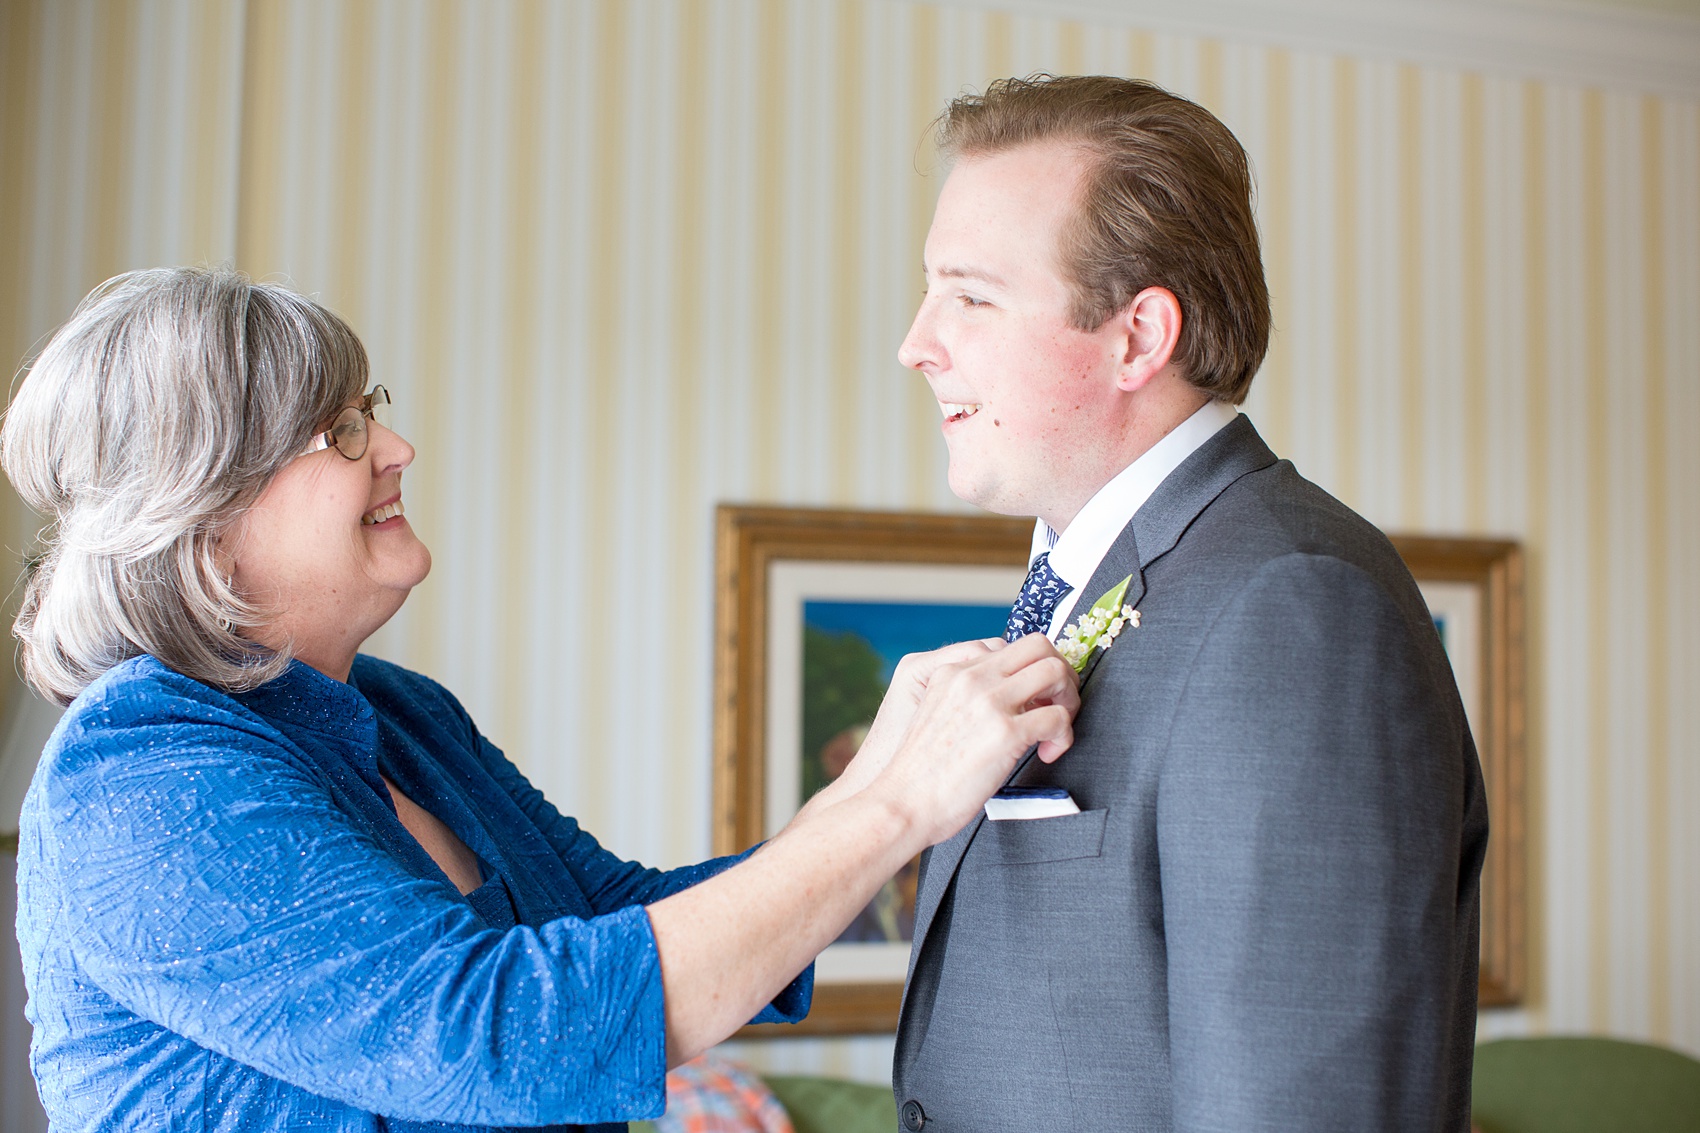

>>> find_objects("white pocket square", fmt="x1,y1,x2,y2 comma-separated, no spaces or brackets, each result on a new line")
984,787,1080,821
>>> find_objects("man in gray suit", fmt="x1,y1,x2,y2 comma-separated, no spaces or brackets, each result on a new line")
892,76,1489,1132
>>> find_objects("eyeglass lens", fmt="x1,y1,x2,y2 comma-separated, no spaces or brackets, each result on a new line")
368,385,391,429
329,386,392,460
330,408,368,460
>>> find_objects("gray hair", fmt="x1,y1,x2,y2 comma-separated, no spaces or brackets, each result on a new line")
2,266,368,704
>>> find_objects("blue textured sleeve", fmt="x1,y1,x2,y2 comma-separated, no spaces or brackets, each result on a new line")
45,698,670,1127
474,735,814,1026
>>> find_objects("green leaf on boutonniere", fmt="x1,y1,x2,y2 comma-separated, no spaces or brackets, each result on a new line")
1057,574,1139,675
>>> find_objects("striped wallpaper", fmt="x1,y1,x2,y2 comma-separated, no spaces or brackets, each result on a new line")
1,0,1695,1088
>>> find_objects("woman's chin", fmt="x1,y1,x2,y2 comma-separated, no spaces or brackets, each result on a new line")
408,545,433,588
381,537,433,591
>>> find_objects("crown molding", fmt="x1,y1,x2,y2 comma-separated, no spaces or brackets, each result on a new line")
942,0,1700,99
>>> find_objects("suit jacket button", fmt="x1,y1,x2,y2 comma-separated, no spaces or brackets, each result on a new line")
901,1099,926,1130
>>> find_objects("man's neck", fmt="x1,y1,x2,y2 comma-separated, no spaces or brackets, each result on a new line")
1039,390,1213,535
1037,398,1238,557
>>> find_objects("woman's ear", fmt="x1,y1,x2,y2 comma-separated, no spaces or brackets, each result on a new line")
1113,286,1183,393
209,520,242,587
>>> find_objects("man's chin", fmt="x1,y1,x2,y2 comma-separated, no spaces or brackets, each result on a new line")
945,467,1024,518
944,465,986,509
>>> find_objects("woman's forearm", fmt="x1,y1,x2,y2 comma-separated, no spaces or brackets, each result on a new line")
645,786,923,1064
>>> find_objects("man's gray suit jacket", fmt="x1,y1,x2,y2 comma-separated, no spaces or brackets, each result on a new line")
893,416,1490,1132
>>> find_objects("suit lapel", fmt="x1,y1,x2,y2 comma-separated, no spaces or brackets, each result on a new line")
1126,414,1277,571
1067,527,1146,693
1067,416,1276,689
907,816,977,968
903,416,1281,993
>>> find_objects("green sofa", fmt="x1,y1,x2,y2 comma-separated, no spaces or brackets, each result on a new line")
1472,1037,1700,1133
638,1037,1700,1133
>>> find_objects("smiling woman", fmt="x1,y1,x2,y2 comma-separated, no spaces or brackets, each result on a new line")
0,267,1080,1133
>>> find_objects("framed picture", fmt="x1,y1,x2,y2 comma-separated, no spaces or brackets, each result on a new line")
713,507,1527,1033
712,505,1030,1036
1390,536,1527,1007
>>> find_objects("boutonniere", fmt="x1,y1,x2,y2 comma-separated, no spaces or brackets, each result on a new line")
1057,575,1139,675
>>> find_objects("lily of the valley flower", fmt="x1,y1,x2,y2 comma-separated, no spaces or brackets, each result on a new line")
1057,574,1140,675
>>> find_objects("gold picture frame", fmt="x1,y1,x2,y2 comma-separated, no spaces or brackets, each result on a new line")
713,506,1526,1033
1389,536,1527,1007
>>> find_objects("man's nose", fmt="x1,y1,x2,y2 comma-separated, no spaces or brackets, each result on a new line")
897,301,939,372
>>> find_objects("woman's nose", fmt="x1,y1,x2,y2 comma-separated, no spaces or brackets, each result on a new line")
369,420,415,473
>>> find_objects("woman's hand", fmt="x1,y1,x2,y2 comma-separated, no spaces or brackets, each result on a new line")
863,632,1079,845
809,638,1007,809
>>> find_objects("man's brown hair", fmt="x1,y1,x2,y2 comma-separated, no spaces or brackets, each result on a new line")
935,74,1271,403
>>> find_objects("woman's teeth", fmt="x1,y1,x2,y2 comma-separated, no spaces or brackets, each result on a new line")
362,500,404,526
942,402,981,422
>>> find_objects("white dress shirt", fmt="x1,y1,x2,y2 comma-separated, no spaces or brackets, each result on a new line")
1033,399,1241,637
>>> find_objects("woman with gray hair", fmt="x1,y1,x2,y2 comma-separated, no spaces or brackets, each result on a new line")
6,267,1078,1132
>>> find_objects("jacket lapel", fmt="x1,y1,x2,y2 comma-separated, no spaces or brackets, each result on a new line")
1068,527,1146,693
904,416,1280,976
1125,414,1276,571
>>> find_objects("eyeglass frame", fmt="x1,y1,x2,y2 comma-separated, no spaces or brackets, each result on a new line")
302,385,392,461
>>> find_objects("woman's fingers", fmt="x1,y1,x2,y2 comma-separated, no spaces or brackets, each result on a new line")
829,639,1011,807
945,634,1078,713
891,638,1002,691
1030,708,1075,764
994,652,1079,714
873,633,1085,843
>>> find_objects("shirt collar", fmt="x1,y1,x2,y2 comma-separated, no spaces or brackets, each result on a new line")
1031,398,1240,598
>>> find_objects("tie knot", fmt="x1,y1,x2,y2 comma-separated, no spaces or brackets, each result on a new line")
1005,552,1073,642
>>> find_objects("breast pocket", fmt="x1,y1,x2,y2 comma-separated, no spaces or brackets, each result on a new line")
980,808,1107,865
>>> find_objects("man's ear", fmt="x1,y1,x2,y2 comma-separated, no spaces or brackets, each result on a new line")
1113,286,1183,393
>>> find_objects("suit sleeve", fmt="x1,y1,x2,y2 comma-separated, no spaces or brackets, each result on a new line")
1156,553,1474,1132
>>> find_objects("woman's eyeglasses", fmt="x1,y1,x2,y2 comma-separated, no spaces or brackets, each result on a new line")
303,385,391,461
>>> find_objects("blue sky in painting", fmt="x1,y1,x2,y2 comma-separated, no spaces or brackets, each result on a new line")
804,600,1010,683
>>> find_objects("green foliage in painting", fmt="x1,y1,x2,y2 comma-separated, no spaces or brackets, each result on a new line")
800,626,886,804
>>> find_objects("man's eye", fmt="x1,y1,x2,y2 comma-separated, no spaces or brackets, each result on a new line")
957,293,990,309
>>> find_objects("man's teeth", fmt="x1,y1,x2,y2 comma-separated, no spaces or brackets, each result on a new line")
941,402,981,420
362,500,404,526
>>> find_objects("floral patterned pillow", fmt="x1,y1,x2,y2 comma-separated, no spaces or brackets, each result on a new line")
646,1053,794,1133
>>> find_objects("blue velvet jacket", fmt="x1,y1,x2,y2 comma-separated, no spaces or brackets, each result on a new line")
14,654,810,1131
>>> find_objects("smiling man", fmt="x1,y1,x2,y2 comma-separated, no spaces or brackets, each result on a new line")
891,76,1489,1133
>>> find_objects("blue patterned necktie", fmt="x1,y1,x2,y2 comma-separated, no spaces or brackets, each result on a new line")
1004,552,1073,642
